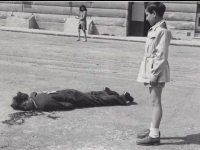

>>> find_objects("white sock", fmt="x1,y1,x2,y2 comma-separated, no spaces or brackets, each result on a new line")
149,127,159,138
150,123,153,129
149,122,154,131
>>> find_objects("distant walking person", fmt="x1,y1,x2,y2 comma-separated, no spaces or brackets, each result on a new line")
76,5,87,42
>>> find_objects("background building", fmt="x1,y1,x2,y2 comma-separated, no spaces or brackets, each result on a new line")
0,1,199,40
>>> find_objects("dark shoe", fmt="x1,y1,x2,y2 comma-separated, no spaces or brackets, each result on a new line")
124,92,134,103
103,87,119,96
136,135,160,146
137,129,161,139
103,87,110,92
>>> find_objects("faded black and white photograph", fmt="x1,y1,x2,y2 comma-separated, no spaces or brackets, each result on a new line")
0,1,200,150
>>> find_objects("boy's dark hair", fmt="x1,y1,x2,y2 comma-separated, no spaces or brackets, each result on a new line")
79,5,87,11
11,92,29,109
145,2,166,17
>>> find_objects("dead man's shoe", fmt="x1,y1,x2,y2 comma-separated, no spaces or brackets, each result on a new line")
103,87,119,96
136,135,160,146
103,87,110,92
124,92,134,103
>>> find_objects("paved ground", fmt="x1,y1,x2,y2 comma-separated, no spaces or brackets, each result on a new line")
0,31,200,150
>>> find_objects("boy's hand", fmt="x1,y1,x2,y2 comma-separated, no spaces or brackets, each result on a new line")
150,75,158,86
75,16,79,19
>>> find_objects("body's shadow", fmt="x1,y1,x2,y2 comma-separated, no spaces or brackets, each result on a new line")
3,102,137,126
76,102,137,110
160,133,200,145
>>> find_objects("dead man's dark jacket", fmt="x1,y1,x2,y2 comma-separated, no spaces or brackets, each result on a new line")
30,89,126,112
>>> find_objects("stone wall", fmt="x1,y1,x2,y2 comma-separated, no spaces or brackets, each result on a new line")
162,1,198,40
0,1,199,39
0,1,129,36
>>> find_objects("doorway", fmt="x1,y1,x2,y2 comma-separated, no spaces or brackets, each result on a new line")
128,2,151,37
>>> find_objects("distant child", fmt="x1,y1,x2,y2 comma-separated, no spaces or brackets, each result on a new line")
75,5,87,42
136,2,172,146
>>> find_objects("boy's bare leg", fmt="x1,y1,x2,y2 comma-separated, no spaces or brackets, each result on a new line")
136,87,162,145
149,87,163,137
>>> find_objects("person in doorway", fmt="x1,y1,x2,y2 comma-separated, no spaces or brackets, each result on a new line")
136,2,172,146
75,5,87,42
11,87,134,112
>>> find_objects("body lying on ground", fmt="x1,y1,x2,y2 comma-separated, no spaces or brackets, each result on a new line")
11,87,134,112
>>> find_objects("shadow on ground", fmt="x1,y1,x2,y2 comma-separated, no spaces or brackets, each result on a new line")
161,133,200,145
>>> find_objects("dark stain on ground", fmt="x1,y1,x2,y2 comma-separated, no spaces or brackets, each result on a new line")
2,111,61,126
2,111,45,126
0,144,10,149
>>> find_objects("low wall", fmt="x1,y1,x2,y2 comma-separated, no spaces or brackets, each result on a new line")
0,1,129,36
0,1,199,39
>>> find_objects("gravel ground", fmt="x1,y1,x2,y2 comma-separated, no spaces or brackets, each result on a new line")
0,31,200,150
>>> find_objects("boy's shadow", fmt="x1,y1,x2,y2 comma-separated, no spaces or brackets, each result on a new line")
160,133,200,145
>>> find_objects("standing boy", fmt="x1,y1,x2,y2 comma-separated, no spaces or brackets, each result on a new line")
136,2,172,145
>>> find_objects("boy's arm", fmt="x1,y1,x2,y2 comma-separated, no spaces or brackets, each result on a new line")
151,29,171,81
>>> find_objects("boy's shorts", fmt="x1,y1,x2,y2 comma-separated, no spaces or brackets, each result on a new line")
144,82,165,88
78,24,87,31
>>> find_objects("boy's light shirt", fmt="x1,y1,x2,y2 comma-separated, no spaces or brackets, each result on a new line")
137,19,172,83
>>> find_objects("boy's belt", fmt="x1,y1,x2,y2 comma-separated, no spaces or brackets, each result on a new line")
143,53,154,79
144,53,154,58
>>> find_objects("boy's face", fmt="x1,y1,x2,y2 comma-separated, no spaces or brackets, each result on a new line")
145,9,157,26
